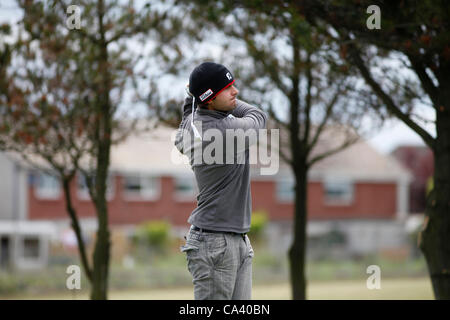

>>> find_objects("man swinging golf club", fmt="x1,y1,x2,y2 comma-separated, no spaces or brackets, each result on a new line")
175,62,267,300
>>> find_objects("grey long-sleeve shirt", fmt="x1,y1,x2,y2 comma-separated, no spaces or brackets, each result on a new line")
174,97,267,233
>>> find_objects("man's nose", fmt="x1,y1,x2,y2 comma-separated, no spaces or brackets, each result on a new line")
232,86,239,96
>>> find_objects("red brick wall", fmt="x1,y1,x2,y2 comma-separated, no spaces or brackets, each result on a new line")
250,181,397,221
28,175,397,225
391,146,433,213
307,182,397,219
28,175,196,226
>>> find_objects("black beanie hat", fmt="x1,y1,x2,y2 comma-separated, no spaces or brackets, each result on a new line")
189,62,235,104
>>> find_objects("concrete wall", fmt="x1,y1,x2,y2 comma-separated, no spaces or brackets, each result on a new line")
0,153,29,221
0,221,57,270
0,153,15,220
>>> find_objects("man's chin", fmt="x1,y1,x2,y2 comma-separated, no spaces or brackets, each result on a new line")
223,103,236,111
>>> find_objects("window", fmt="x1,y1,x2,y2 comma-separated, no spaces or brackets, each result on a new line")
276,178,294,202
35,173,61,199
77,173,115,200
174,176,197,201
23,237,40,260
324,180,354,205
123,174,160,200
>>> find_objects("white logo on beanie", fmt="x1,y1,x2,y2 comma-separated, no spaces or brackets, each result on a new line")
226,72,232,80
199,89,213,101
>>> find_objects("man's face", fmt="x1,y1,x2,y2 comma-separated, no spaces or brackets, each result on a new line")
207,85,239,111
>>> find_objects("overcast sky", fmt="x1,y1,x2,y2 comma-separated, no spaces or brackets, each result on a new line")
0,1,432,155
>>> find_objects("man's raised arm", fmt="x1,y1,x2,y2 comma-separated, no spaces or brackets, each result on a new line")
224,99,268,130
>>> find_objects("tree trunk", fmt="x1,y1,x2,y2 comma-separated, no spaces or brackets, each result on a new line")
89,93,112,299
90,119,112,300
90,201,110,300
420,102,450,300
90,134,111,300
89,0,113,299
90,5,112,297
287,32,308,300
62,176,92,284
289,166,308,300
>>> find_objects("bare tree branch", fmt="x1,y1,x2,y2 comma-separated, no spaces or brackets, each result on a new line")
346,42,436,149
307,82,342,153
303,51,313,147
308,134,360,167
406,55,440,108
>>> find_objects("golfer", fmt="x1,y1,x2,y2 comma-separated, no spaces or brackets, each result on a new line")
175,62,267,300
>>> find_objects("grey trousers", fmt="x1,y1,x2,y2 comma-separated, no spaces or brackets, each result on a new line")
181,227,254,300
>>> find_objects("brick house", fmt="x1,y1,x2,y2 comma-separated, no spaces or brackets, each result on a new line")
0,125,412,268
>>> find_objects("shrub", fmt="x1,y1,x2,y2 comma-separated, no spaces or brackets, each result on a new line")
134,220,171,250
249,210,268,240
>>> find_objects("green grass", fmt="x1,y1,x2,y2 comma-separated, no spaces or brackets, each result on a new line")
0,254,430,297
0,247,430,299
2,277,433,300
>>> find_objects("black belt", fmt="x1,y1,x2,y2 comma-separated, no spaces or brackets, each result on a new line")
192,225,246,236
